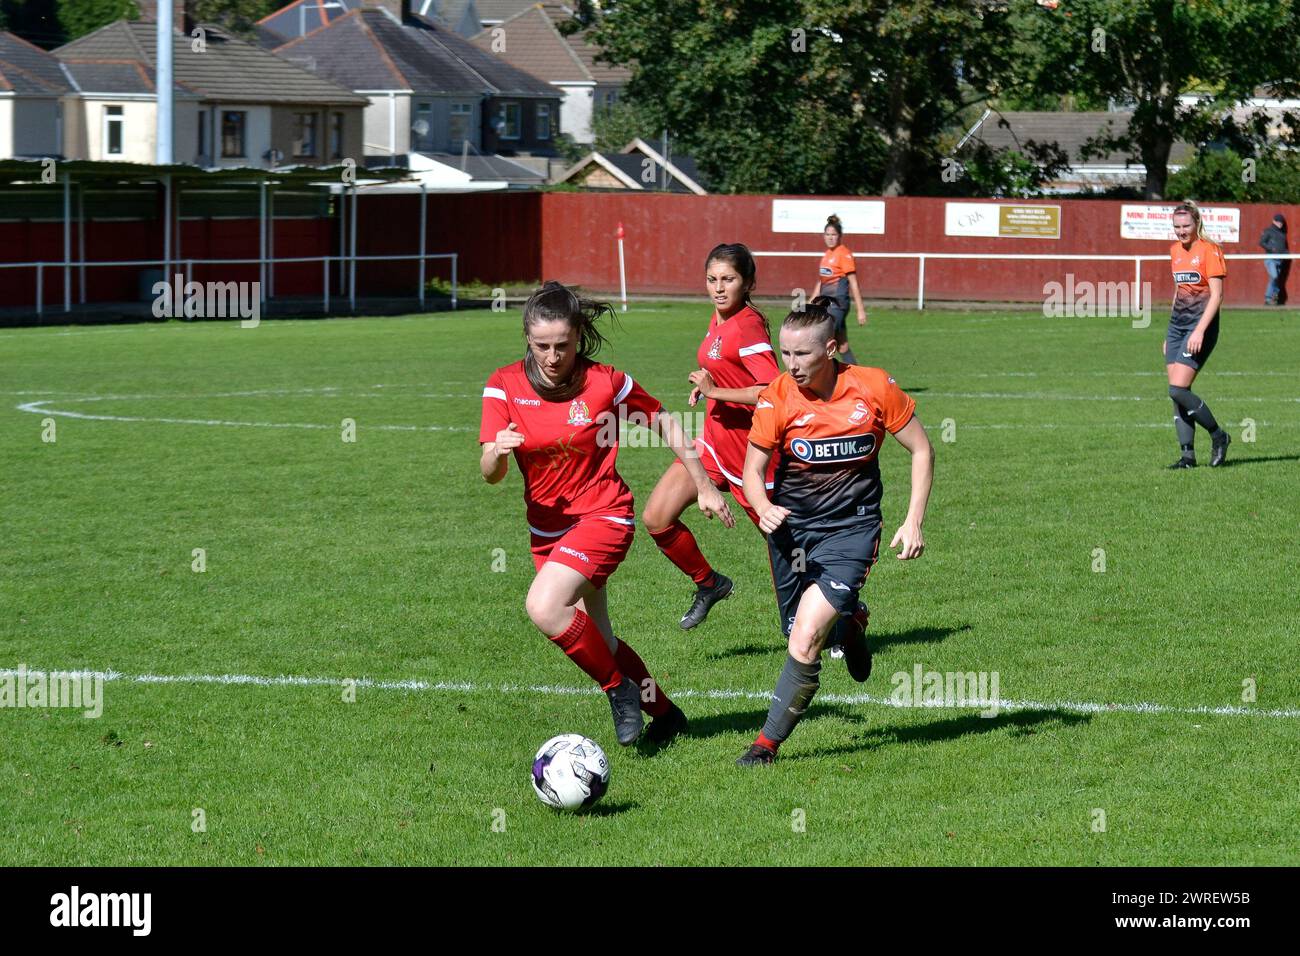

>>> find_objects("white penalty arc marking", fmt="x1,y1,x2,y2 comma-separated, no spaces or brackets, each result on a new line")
15,390,474,432
3,667,1296,721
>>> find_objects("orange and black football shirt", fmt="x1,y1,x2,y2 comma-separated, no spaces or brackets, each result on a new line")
749,365,915,531
818,244,856,282
1169,239,1226,331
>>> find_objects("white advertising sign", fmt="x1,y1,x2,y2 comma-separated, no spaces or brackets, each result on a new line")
1120,204,1240,243
771,199,886,235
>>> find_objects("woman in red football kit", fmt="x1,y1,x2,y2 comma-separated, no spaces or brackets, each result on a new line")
813,214,867,365
480,282,734,748
735,301,934,766
642,244,780,630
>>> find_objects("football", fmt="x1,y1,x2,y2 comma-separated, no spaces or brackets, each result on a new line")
531,734,610,812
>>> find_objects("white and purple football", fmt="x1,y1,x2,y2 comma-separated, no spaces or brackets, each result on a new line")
531,734,610,812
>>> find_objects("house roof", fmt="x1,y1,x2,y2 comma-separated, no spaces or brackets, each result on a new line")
259,1,482,46
541,3,630,85
556,138,707,193
470,4,587,84
469,4,629,86
417,150,546,183
475,0,537,23
55,19,367,105
968,111,1194,166
274,8,554,97
0,31,72,95
61,59,170,96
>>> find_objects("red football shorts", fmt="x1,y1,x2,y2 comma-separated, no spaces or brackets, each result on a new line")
530,513,636,588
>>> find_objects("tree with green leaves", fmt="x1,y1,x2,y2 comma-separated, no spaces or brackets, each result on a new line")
592,1,1034,195
1012,0,1300,199
58,0,137,40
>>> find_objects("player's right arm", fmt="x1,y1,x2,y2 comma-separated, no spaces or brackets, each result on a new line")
480,424,523,484
745,385,790,532
743,441,788,533
479,372,521,484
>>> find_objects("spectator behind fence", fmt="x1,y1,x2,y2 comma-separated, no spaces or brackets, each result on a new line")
1259,214,1289,305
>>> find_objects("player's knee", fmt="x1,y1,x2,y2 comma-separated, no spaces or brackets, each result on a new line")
788,624,823,664
641,508,670,535
525,588,565,634
1169,384,1191,402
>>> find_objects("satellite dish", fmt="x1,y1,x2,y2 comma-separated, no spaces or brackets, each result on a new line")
412,119,430,137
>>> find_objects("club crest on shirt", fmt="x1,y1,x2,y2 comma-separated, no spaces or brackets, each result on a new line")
567,399,593,426
848,401,870,424
708,336,722,360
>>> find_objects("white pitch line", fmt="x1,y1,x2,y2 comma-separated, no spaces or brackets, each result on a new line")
14,399,472,432
3,667,1295,721
921,391,1298,403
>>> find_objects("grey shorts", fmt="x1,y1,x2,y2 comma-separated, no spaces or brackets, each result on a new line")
1165,320,1219,371
767,521,881,637
821,279,850,335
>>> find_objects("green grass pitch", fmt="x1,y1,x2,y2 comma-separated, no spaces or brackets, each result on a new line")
1,302,1296,865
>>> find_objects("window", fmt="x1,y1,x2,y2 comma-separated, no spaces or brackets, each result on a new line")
221,111,246,158
197,110,207,160
536,104,551,140
496,102,520,140
104,106,123,156
449,103,471,148
293,112,318,158
330,113,344,160
414,102,432,150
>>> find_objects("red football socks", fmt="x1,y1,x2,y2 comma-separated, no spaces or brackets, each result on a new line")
755,732,781,754
648,521,715,585
614,639,671,717
549,609,622,691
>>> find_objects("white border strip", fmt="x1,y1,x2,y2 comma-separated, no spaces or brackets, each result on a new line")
3,667,1295,720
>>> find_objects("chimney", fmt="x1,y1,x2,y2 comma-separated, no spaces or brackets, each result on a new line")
361,0,413,23
136,1,195,34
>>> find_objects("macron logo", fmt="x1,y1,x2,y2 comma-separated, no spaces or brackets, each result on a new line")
513,397,541,406
50,886,151,936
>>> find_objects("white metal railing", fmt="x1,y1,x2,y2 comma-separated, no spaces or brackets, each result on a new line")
752,251,1300,310
0,252,458,318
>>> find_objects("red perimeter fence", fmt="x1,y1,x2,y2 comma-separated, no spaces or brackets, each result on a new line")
1,191,1295,314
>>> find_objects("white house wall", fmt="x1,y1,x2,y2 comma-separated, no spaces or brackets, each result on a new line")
0,100,12,159
559,82,594,144
363,93,411,157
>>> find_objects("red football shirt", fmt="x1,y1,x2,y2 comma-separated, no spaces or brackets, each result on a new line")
695,305,779,484
480,360,663,534
749,365,915,530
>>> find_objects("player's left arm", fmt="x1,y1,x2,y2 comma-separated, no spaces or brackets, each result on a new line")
1187,275,1224,354
888,416,933,560
847,272,867,326
653,411,736,528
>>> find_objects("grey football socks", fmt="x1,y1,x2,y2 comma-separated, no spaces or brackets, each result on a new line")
1169,385,1220,434
760,654,822,745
